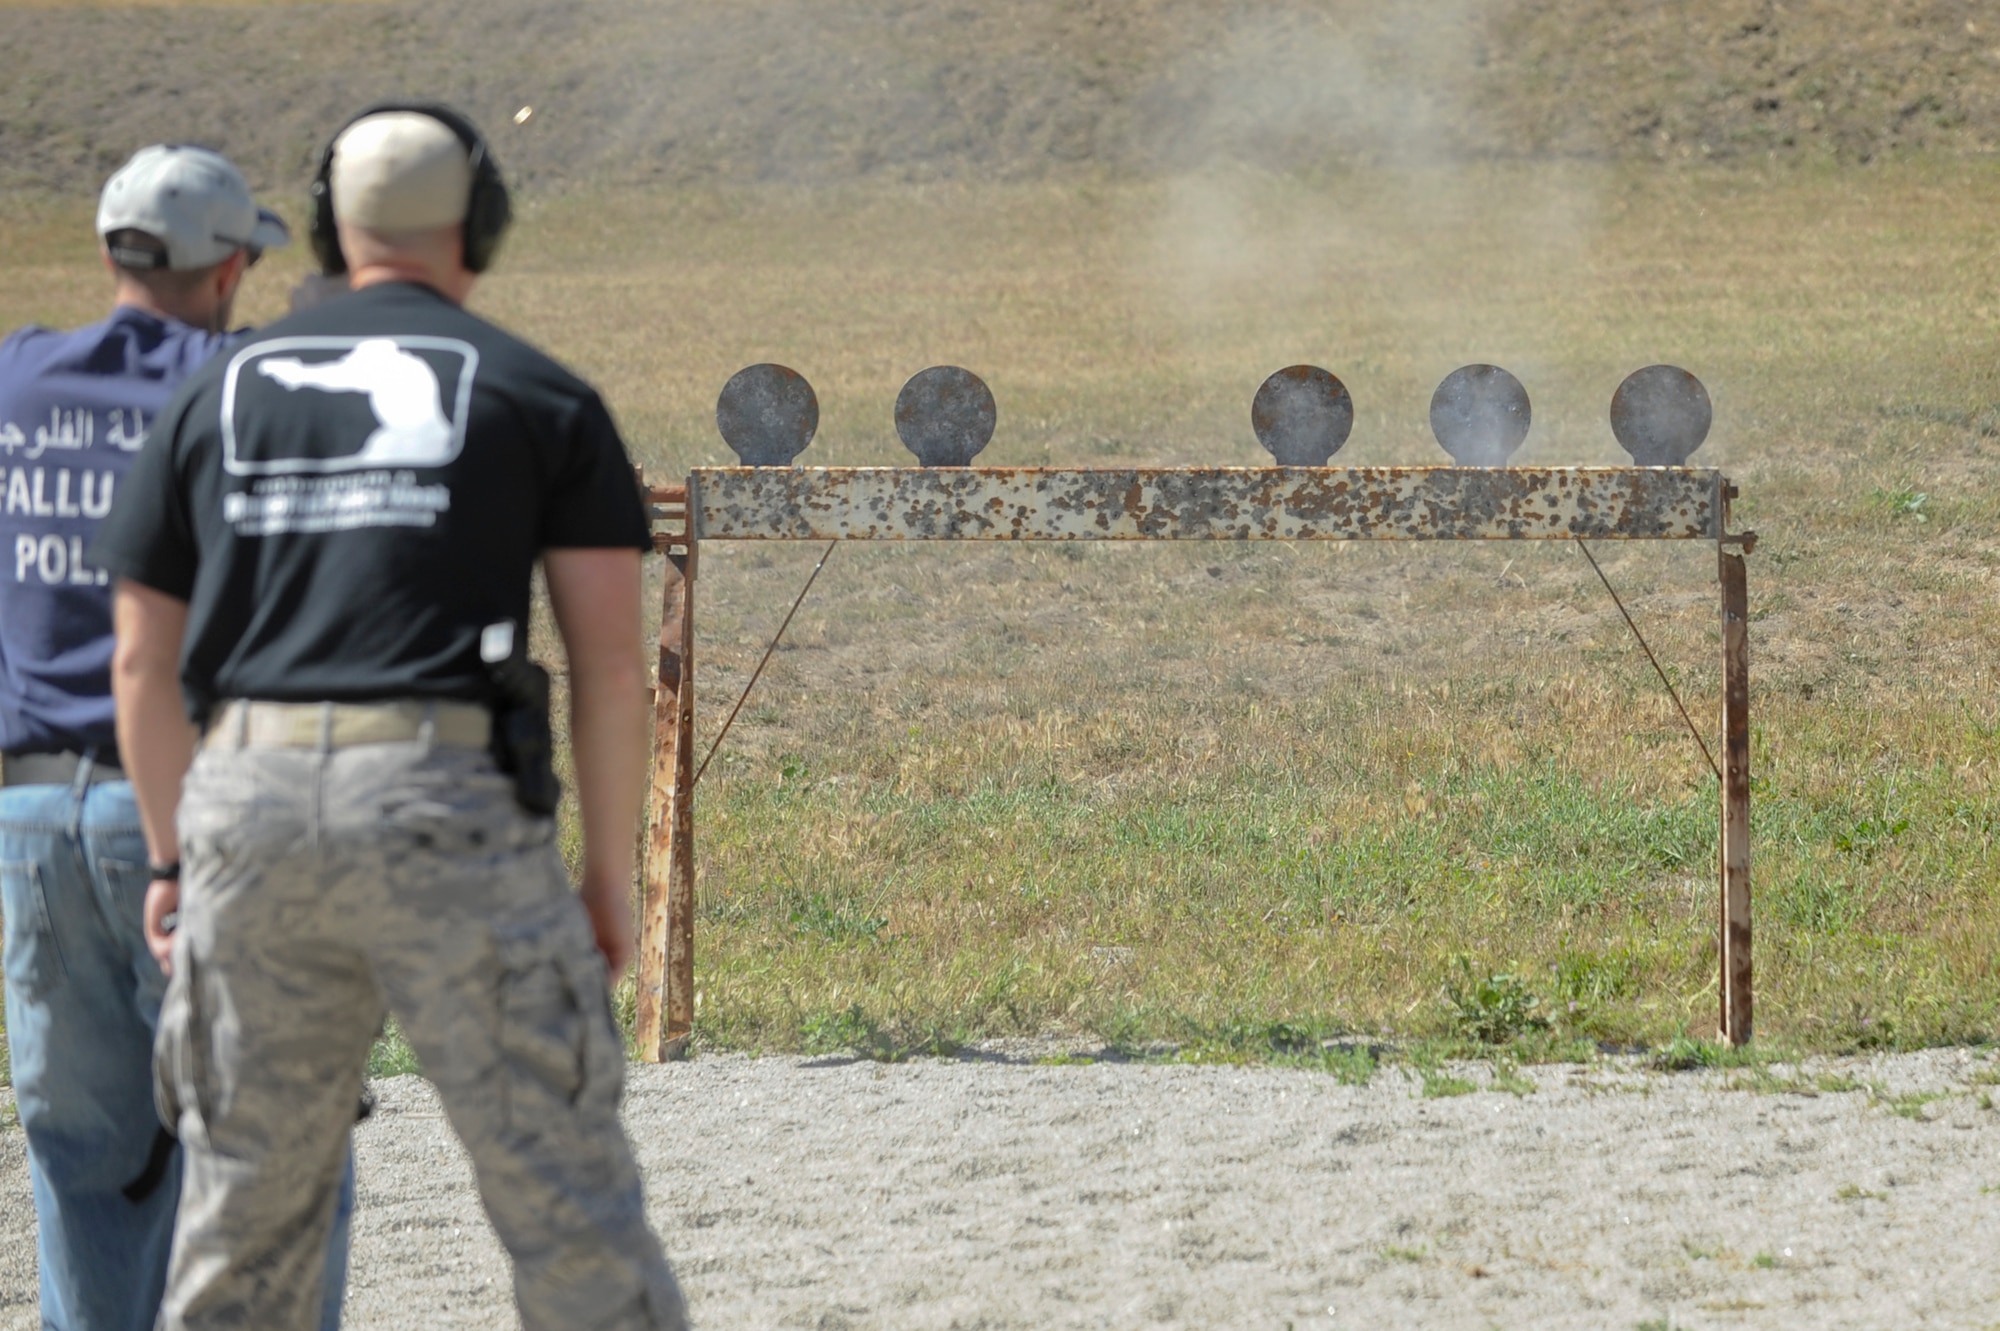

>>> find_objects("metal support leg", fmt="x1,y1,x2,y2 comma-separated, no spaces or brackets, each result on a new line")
664,535,698,1052
638,490,697,1062
1719,547,1753,1045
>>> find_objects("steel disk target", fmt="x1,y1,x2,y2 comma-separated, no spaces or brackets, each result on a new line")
895,366,996,467
1611,365,1712,466
715,363,819,466
1251,365,1354,466
1430,364,1531,466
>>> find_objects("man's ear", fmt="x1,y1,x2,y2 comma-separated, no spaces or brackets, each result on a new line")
216,249,250,299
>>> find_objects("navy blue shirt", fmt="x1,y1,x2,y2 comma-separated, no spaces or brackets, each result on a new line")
0,307,233,755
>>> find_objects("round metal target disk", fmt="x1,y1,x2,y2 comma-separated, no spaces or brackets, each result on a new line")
1610,364,1712,466
1430,365,1532,466
1251,365,1354,466
716,363,818,466
895,366,995,467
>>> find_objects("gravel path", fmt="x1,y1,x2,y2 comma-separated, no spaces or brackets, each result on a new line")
3,1048,1999,1329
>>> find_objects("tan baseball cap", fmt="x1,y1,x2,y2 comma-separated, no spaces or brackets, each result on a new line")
97,145,291,270
329,112,473,231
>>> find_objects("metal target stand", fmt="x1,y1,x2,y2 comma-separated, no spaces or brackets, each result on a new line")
633,363,1756,1060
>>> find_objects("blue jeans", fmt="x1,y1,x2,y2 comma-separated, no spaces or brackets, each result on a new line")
0,770,354,1331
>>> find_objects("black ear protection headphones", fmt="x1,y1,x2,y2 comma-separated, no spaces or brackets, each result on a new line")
308,101,512,277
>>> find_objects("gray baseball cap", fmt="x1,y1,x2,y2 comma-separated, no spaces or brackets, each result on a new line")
97,144,291,271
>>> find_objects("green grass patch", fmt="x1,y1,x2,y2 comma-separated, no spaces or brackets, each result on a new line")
687,737,1996,1054
1490,1056,1538,1096
1648,1034,1774,1073
1444,961,1550,1044
798,1004,961,1062
1874,1087,1950,1121
367,1020,423,1079
1421,1071,1478,1098
1410,1044,1481,1098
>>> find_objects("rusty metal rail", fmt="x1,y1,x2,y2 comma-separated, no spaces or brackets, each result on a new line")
692,466,1724,543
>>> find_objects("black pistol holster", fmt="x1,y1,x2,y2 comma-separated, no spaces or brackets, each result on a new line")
486,627,561,817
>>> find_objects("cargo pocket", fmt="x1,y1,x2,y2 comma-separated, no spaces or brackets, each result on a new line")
152,954,213,1148
0,860,66,1001
493,900,623,1140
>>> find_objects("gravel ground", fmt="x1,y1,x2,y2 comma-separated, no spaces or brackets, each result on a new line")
3,1048,2000,1329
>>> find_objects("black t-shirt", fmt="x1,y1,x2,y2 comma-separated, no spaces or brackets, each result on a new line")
91,281,649,723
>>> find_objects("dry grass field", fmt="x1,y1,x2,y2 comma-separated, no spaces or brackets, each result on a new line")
1,1,1998,1069
7,158,2000,1060
6,161,1999,1063
579,162,2000,1060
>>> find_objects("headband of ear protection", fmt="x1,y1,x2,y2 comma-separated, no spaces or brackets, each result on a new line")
308,101,512,277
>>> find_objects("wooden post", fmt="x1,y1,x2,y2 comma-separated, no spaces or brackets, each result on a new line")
637,483,696,1062
1719,544,1753,1045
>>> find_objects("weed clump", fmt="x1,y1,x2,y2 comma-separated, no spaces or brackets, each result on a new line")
1444,959,1549,1044
800,1005,959,1062
1173,1019,1380,1083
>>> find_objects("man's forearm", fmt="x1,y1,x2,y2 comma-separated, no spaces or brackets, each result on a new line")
543,547,648,906
542,547,646,975
111,581,195,865
120,678,196,865
569,656,647,897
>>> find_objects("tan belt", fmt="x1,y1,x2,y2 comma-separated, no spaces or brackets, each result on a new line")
204,700,491,751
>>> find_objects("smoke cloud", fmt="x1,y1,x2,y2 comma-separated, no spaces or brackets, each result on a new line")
1135,2,1615,465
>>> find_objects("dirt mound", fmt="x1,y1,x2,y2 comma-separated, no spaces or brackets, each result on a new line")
1,0,1996,198
1486,0,2000,163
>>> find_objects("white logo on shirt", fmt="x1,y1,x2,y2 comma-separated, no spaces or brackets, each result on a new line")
255,339,454,466
216,336,476,536
220,335,478,477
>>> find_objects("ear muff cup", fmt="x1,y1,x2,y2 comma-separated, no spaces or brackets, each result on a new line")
308,101,512,277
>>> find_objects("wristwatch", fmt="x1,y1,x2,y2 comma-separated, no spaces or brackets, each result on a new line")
147,860,181,882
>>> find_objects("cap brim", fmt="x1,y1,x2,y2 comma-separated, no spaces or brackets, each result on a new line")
248,207,292,252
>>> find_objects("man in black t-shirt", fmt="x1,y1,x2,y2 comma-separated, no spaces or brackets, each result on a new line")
92,106,689,1331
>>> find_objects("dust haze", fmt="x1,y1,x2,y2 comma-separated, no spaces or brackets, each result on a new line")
1140,3,1613,465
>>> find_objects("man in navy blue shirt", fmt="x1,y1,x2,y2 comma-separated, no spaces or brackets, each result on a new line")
0,145,351,1331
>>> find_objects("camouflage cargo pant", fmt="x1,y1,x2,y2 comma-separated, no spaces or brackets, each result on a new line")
156,724,688,1331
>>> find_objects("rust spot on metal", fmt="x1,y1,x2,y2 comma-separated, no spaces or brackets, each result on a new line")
691,466,1724,542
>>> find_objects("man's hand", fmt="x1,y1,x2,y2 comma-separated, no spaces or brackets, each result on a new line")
580,870,636,978
143,877,179,975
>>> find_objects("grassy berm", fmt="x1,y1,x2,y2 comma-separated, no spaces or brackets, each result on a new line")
0,0,1997,1068
3,0,2000,194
